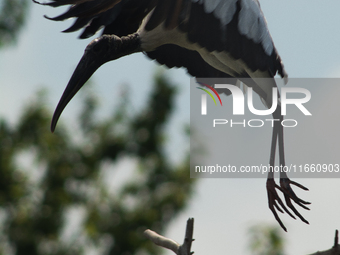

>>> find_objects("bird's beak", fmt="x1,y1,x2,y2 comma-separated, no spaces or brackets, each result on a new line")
51,36,114,132
50,34,139,132
51,53,97,132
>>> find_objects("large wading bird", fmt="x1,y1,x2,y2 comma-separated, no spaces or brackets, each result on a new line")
35,0,310,231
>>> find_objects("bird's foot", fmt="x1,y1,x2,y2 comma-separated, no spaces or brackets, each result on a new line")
266,178,310,231
267,178,293,231
279,178,310,224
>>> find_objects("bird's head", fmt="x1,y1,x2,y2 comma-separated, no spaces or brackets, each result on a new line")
51,33,140,132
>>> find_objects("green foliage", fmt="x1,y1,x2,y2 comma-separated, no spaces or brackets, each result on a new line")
248,224,285,255
0,73,195,255
0,0,29,47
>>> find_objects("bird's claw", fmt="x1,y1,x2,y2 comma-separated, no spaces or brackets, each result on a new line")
279,178,310,224
267,178,310,231
267,178,293,232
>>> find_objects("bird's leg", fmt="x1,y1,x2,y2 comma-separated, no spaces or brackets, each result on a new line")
266,108,295,231
278,113,311,225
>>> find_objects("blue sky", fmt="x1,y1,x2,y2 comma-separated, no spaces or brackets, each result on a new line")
1,0,340,254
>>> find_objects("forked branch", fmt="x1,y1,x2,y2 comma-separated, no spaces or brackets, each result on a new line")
145,219,339,255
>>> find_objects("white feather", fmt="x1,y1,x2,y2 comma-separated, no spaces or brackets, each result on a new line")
203,0,221,13
238,0,273,55
211,0,238,26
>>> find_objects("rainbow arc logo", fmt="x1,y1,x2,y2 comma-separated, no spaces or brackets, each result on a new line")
196,82,222,106
197,82,222,115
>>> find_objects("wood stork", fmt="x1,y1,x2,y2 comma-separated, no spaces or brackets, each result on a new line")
35,0,310,231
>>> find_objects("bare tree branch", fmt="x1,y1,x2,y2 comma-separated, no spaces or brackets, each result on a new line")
144,218,194,255
145,219,339,255
307,229,339,255
333,229,339,249
144,229,180,254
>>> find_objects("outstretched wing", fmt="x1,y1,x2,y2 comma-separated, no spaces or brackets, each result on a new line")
40,0,155,38
145,0,286,78
37,0,250,80
37,0,286,80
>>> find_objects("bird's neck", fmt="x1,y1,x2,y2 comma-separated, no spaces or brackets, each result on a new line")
118,33,142,57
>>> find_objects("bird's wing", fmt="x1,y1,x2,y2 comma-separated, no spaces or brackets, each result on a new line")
37,0,238,81
145,0,286,79
40,0,156,38
37,0,286,80
146,45,233,78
